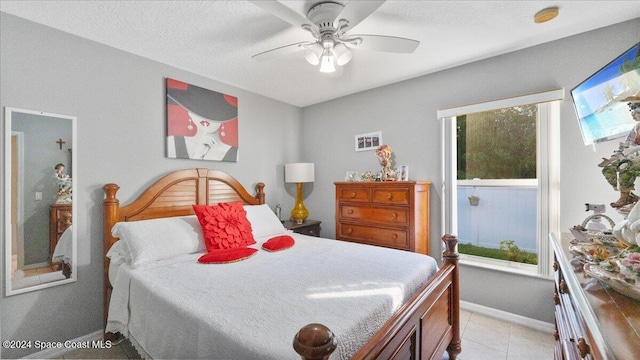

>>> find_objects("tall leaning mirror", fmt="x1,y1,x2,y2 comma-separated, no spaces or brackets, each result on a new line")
4,107,77,296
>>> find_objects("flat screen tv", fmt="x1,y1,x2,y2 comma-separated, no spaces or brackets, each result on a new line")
571,42,640,145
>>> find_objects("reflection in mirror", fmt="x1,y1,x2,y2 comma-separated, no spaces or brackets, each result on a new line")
4,107,77,296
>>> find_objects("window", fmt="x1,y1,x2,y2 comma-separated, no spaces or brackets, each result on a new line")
439,90,563,277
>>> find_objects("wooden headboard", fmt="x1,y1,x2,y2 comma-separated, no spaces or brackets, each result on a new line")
102,168,265,331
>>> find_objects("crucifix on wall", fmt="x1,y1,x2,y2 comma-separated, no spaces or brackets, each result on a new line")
56,138,66,149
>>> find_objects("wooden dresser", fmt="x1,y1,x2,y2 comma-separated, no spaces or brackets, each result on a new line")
551,233,640,359
335,181,430,255
49,203,72,268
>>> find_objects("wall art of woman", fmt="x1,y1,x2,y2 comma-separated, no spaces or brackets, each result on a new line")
166,78,238,161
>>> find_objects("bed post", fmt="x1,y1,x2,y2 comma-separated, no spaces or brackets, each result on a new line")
442,234,461,360
293,323,337,360
103,183,121,341
256,182,265,204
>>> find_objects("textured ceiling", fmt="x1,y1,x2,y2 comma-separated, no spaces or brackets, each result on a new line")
1,1,639,107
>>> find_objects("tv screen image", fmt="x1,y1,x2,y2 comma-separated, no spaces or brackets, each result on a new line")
571,42,640,145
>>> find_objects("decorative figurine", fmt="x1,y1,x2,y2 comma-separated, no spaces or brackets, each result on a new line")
375,144,396,181
54,163,72,203
599,99,640,211
361,171,376,181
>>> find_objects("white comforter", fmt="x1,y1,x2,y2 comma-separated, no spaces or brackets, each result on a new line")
107,233,438,360
52,225,72,265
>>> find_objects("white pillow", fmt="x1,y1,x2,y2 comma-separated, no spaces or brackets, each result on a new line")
111,215,205,269
106,240,130,266
244,204,287,238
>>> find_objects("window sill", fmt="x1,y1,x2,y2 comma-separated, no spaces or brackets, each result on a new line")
459,254,553,280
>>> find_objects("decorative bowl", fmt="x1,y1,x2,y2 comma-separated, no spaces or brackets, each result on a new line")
569,244,621,264
584,262,640,300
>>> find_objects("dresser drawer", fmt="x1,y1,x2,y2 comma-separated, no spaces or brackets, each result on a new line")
372,188,410,204
337,223,409,250
337,187,370,202
55,209,72,234
339,205,409,225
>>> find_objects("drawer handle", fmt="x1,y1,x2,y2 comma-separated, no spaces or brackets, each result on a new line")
348,209,354,214
559,280,568,294
553,262,558,272
350,192,356,198
577,338,590,358
392,233,398,240
387,193,393,200
553,292,559,305
390,212,397,220
346,228,353,234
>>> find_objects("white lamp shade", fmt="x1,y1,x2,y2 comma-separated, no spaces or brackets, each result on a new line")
304,43,324,65
333,43,352,66
319,49,336,73
285,163,315,183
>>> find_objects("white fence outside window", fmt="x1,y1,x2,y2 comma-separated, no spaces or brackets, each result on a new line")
457,185,537,253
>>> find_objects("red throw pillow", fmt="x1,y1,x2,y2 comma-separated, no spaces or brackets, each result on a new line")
198,248,258,264
262,235,295,252
193,202,256,252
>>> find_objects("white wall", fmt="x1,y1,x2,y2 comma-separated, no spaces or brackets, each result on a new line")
302,19,640,323
0,13,302,359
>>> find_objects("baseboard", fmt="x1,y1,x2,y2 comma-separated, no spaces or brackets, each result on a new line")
23,262,48,270
22,330,103,359
461,300,555,334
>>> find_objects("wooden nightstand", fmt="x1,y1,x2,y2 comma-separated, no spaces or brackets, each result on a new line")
282,220,321,237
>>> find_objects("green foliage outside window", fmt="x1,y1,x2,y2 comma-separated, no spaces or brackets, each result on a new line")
457,105,537,180
458,242,538,265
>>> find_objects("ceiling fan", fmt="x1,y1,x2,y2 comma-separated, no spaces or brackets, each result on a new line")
250,0,420,73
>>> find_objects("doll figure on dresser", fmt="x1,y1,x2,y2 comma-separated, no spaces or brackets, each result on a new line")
54,163,69,180
376,144,396,181
54,163,72,203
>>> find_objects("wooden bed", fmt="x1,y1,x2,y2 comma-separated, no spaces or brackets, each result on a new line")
103,168,461,359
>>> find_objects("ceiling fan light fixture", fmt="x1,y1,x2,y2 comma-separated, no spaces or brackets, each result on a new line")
319,49,336,73
319,54,336,73
304,43,324,65
333,43,352,66
252,0,422,76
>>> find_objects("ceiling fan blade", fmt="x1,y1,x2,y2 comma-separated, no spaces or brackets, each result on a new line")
348,34,419,53
334,0,386,32
251,41,313,61
249,0,318,33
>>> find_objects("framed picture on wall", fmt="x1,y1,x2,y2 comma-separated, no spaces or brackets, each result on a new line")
166,78,239,161
355,131,382,152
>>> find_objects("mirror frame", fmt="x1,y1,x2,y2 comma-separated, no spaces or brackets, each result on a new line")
4,107,77,296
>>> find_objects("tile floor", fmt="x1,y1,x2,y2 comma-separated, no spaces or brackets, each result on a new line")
61,309,554,359
11,260,68,290
443,309,555,360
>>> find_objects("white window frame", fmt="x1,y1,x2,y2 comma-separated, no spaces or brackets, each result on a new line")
439,89,563,278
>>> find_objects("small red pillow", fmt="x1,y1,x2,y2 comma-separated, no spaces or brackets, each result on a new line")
193,202,256,252
262,235,295,252
198,248,258,264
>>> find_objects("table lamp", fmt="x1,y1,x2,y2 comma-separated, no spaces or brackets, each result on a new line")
285,163,315,224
